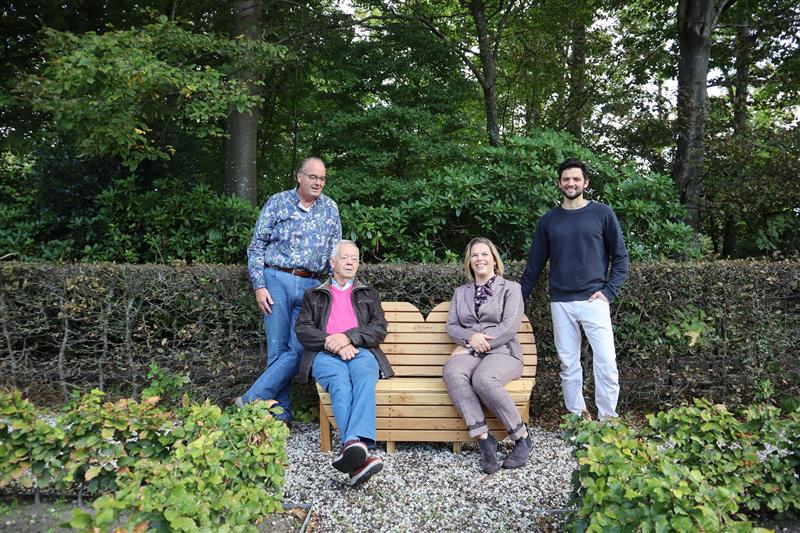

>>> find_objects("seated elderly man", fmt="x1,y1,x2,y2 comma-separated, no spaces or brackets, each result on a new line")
295,240,393,486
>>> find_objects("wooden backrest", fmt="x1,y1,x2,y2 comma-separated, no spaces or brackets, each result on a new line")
380,301,537,378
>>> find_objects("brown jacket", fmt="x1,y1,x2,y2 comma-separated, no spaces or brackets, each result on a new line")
294,277,393,384
445,276,524,361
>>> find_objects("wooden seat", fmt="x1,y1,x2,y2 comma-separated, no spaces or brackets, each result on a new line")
316,301,537,453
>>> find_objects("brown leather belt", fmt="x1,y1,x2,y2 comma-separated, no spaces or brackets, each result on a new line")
269,265,322,279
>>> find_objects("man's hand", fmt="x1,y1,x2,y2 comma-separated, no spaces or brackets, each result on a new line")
468,332,493,353
325,333,351,353
255,287,273,314
589,291,609,303
337,344,358,360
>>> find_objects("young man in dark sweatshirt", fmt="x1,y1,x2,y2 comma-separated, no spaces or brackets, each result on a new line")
520,158,630,420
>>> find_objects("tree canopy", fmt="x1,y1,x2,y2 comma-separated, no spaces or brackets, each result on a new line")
1,0,798,262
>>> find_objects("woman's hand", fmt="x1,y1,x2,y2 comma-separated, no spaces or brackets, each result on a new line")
468,332,494,353
449,346,471,358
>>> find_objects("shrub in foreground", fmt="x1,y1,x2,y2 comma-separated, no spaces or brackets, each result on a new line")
0,389,288,532
564,399,800,531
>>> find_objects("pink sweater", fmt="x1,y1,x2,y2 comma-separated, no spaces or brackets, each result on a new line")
325,285,358,335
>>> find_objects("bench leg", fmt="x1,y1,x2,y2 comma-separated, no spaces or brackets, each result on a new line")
386,441,396,454
452,441,462,454
319,402,332,453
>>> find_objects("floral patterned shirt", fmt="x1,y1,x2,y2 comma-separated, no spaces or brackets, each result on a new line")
247,188,342,289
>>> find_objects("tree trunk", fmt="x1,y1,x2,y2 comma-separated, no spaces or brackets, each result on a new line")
672,0,736,235
722,5,752,257
468,0,501,147
731,10,751,135
565,20,586,139
225,0,262,207
672,0,714,233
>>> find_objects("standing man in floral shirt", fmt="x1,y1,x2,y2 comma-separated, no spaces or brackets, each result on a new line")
236,157,342,425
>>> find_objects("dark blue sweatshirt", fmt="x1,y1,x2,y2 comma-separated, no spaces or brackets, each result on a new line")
520,201,630,303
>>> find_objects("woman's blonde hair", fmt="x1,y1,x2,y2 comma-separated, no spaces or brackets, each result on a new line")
463,237,504,281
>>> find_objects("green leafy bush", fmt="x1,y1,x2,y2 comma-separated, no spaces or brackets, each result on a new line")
0,390,68,493
58,389,177,495
0,152,258,264
140,362,191,408
565,399,800,531
68,401,288,532
0,389,288,532
331,131,699,262
68,176,257,264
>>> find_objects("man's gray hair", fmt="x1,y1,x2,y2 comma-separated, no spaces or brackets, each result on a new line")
332,239,359,259
297,156,325,174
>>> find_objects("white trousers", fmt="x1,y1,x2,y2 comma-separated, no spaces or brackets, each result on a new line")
551,300,619,419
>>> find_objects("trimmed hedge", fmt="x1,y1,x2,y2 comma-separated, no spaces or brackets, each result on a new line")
0,261,798,416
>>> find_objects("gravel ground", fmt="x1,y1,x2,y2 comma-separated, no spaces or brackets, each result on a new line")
283,423,577,532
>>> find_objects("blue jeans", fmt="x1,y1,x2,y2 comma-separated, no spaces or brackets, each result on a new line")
242,268,319,421
312,349,379,446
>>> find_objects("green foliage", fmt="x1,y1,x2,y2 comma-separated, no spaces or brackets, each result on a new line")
0,151,54,261
334,131,698,262
71,176,257,263
0,390,67,492
68,176,255,263
704,108,800,257
69,401,288,532
565,399,800,531
20,16,288,169
0,151,257,263
141,363,191,407
0,389,288,532
58,390,176,494
663,305,716,350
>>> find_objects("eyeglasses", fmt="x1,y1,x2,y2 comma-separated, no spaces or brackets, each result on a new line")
300,171,326,182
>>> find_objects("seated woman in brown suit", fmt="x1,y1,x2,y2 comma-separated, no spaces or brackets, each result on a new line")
443,237,531,474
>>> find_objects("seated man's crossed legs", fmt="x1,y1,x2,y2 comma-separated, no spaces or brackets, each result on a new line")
312,348,382,486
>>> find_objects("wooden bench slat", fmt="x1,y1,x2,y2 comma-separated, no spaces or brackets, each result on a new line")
379,343,538,356
320,392,533,405
373,405,528,418
383,353,537,366
381,302,425,312
380,343,458,355
384,311,432,322
376,429,513,442
386,323,445,333
420,314,534,332
376,377,535,391
376,418,510,430
323,403,529,423
423,312,449,323
389,366,536,378
385,332,536,344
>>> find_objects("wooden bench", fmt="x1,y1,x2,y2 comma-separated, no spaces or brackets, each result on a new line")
316,301,537,453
